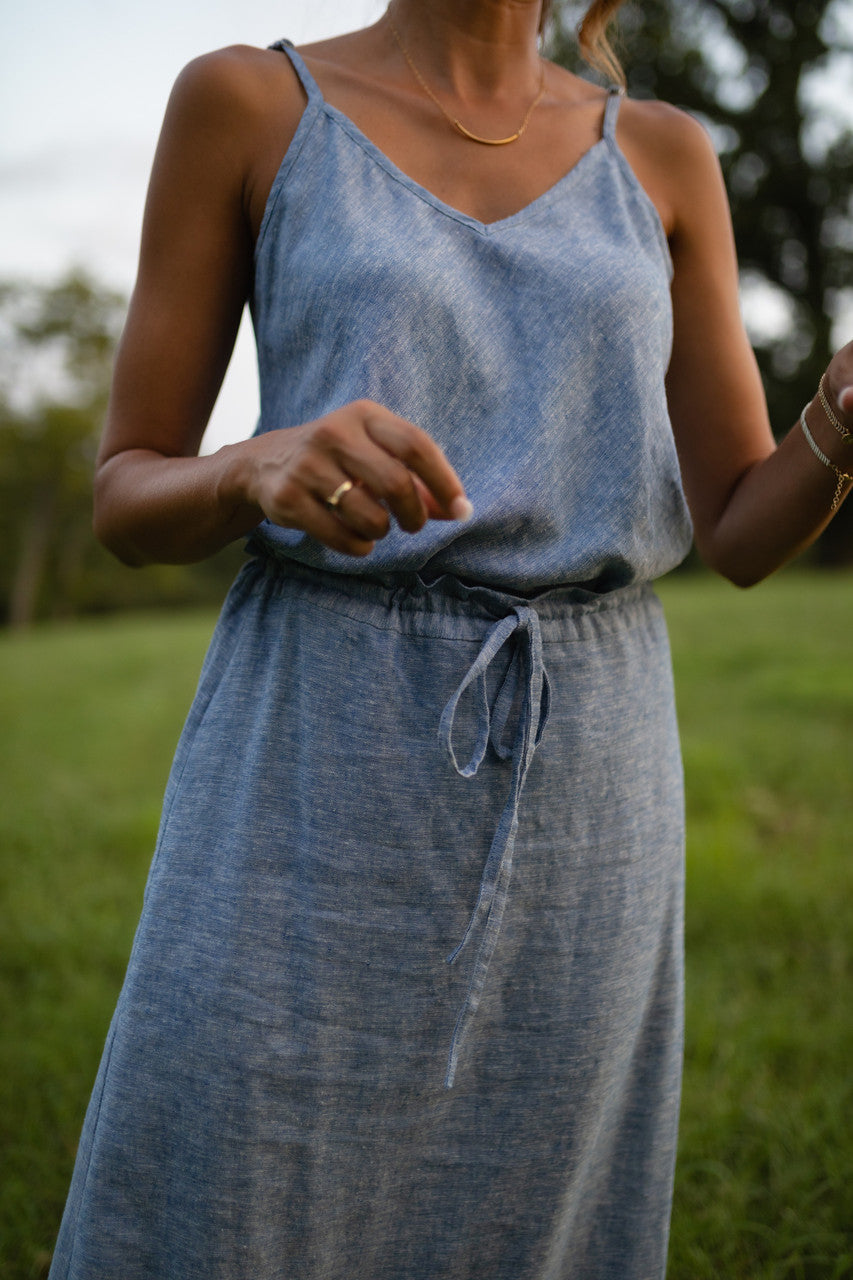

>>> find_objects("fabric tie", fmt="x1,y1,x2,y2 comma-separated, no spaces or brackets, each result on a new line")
438,605,551,1087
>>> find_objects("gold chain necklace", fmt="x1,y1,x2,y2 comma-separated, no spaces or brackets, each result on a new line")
388,19,546,146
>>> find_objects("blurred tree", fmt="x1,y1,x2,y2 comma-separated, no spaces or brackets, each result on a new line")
549,0,853,562
0,273,243,626
0,273,124,627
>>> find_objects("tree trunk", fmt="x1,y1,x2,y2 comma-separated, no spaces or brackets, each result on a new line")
53,518,90,619
8,481,57,628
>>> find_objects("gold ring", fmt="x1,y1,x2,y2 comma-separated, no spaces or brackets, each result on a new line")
324,479,355,510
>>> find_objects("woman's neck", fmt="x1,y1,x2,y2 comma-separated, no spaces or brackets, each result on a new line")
383,0,544,100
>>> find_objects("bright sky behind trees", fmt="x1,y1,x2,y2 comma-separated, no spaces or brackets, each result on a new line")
1,2,385,449
3,2,850,450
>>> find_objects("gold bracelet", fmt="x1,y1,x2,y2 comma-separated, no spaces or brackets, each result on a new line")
817,374,853,445
800,409,853,512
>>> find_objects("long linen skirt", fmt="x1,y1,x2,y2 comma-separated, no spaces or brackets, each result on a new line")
50,553,685,1280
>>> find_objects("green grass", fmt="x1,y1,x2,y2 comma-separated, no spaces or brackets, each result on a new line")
658,573,853,1279
1,572,851,1278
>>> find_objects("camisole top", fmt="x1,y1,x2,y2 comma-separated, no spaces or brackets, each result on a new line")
248,41,693,591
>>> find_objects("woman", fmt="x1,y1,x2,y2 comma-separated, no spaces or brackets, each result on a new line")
50,1,853,1277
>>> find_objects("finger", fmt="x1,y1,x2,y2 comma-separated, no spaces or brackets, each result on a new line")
329,439,430,533
358,406,469,522
412,474,473,522
309,408,429,533
262,473,378,557
838,385,853,416
303,501,377,557
320,478,392,542
270,437,396,542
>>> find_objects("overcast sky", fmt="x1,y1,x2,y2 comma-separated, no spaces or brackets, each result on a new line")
1,1,385,450
2,2,851,450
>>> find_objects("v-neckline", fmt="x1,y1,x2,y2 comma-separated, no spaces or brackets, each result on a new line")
281,41,617,236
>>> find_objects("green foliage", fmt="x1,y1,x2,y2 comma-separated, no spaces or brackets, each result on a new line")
550,0,853,562
0,273,244,627
1,571,851,1277
659,571,853,1276
0,272,123,627
0,610,211,1278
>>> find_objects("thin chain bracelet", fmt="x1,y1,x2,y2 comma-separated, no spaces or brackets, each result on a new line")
800,409,853,511
817,374,853,445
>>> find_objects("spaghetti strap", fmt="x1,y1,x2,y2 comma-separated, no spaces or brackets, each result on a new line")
602,84,624,140
268,38,323,105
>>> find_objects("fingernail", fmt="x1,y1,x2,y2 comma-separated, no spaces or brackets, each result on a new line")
450,496,473,522
839,385,853,410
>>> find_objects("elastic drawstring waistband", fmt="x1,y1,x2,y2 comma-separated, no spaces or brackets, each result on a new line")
438,605,551,1087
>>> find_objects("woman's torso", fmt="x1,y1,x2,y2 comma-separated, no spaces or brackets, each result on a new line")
246,40,692,591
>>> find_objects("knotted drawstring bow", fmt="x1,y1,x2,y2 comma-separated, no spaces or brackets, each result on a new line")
438,605,551,1087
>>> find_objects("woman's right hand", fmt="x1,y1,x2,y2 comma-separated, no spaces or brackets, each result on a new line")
226,400,472,557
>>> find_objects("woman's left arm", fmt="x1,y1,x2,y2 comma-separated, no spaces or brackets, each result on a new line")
658,108,853,587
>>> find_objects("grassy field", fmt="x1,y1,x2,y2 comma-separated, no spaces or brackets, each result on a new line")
1,570,851,1278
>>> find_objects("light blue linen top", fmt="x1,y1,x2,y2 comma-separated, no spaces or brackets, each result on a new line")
249,41,692,591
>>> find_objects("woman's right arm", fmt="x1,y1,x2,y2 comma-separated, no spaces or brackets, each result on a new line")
94,48,468,567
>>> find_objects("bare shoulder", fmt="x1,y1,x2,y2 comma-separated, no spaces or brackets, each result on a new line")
615,97,726,236
151,44,309,238
165,44,305,138
619,97,714,153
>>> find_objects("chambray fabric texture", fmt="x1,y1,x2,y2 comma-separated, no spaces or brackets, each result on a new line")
50,40,692,1280
249,44,692,589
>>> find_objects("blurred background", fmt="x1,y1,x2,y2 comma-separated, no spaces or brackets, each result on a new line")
1,4,852,1278
0,0,387,626
1,0,852,627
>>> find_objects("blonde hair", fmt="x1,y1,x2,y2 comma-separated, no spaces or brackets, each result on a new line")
578,0,627,86
541,1,628,89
